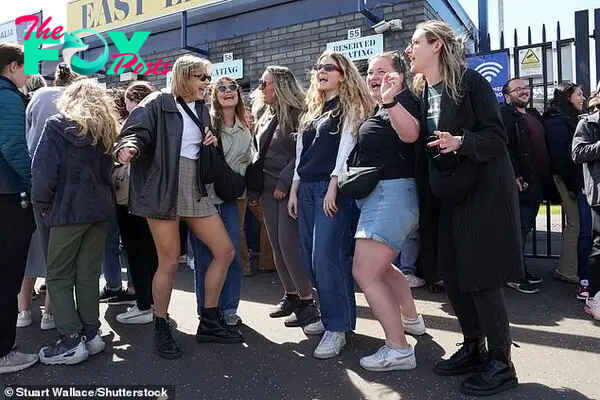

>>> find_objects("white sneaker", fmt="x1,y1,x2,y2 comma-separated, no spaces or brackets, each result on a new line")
39,337,89,365
313,331,346,359
84,332,106,356
16,311,32,328
303,320,325,335
40,313,55,330
359,344,417,371
402,314,426,336
116,305,153,324
0,350,38,374
405,274,426,288
585,292,600,320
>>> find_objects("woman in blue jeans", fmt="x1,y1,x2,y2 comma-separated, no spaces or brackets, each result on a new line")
287,51,373,359
189,76,252,327
350,52,426,372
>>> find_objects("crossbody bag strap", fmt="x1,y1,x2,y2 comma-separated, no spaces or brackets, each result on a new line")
176,97,205,142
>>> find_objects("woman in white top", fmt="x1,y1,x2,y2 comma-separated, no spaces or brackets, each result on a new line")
115,55,242,360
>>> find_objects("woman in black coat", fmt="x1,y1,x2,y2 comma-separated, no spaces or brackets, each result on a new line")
405,21,522,397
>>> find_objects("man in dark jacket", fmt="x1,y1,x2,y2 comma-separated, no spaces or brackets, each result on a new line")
500,78,550,294
0,42,38,374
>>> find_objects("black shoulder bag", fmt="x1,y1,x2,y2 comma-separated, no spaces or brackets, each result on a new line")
177,98,245,202
245,115,278,192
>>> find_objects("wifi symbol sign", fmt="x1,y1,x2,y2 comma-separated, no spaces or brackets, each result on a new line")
474,62,504,82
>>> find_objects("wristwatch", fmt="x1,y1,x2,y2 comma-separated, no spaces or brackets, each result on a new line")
382,99,398,109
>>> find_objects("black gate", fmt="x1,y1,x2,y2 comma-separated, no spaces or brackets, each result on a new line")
474,8,600,258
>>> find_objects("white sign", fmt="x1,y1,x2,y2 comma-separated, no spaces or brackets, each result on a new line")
223,52,234,62
0,21,17,43
327,34,384,62
166,71,173,89
120,72,137,82
347,28,361,40
211,59,244,80
518,47,543,78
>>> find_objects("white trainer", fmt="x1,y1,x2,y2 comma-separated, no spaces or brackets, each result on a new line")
360,344,417,372
402,314,426,336
313,331,346,359
40,313,56,330
405,274,426,288
116,305,153,324
585,292,600,320
0,350,38,374
84,332,106,356
16,311,32,328
304,320,325,335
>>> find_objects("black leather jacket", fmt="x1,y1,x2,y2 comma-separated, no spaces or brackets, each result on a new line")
115,90,211,219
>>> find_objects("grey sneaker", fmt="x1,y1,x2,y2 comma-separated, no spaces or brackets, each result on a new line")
39,334,88,365
0,350,38,374
224,314,242,327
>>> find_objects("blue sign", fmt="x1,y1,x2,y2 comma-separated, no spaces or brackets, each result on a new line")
467,51,510,103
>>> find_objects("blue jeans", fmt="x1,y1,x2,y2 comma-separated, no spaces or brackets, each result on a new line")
578,191,592,280
394,230,420,275
298,180,356,332
190,201,241,317
102,213,123,290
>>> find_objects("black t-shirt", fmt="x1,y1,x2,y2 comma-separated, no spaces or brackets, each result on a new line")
354,90,422,180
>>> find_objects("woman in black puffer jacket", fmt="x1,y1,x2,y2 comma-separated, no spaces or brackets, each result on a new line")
542,82,590,297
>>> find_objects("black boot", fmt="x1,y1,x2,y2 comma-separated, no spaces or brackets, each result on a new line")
154,317,182,360
460,344,518,396
269,294,300,318
434,336,488,376
284,300,320,327
196,308,243,344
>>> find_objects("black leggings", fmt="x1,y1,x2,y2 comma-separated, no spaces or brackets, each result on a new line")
116,205,158,311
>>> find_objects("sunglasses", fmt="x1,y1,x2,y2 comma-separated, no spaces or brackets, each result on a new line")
216,84,239,93
192,73,211,82
313,63,341,72
258,79,274,90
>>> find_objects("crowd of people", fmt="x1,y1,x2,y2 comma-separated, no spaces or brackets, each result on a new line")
1,19,599,397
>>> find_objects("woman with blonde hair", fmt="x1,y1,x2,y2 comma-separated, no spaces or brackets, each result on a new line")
286,51,370,358
115,55,242,360
32,79,117,365
406,20,521,396
349,51,426,372
249,66,320,328
189,76,252,326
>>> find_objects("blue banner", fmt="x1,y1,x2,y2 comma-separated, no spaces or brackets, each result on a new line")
467,51,510,103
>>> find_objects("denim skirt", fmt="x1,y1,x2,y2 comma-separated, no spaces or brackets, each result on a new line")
355,178,419,253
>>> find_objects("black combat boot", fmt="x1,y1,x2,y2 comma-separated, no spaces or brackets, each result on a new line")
154,317,182,359
196,307,243,344
434,335,488,376
460,344,518,397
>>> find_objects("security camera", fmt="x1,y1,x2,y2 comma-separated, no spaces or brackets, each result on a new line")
372,19,403,34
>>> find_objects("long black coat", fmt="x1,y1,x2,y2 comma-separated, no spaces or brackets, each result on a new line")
415,69,524,292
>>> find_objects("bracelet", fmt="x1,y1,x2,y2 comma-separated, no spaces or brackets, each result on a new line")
381,99,398,109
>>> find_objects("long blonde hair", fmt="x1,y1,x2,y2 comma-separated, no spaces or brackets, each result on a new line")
299,51,373,134
253,66,305,133
210,76,248,135
57,79,118,154
412,20,468,103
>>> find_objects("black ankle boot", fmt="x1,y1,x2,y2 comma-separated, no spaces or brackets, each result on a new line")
434,336,488,376
196,308,243,344
460,344,518,396
269,294,300,318
153,317,182,360
284,300,320,327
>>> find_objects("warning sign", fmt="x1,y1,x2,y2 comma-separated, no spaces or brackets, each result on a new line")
518,47,543,78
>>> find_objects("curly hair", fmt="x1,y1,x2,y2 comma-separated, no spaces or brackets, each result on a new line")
210,76,248,136
57,79,118,154
299,51,374,135
54,63,80,87
107,87,128,122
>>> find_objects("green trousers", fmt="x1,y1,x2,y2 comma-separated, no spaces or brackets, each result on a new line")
46,222,109,336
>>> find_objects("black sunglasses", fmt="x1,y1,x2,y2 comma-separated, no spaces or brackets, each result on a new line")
192,73,211,82
216,84,239,93
313,63,341,72
258,79,274,90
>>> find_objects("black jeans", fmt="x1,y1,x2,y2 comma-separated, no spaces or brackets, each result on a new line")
0,194,35,356
519,201,541,276
439,203,512,349
586,206,600,297
116,205,158,311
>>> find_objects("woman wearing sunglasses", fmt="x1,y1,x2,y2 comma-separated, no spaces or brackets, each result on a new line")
250,66,320,329
115,55,242,360
348,51,426,372
406,21,521,396
188,76,252,327
287,52,371,359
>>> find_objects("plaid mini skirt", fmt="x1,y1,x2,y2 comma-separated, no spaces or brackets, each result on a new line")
176,157,217,218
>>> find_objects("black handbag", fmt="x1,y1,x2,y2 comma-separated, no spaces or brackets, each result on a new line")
338,144,397,199
245,116,278,192
177,98,245,202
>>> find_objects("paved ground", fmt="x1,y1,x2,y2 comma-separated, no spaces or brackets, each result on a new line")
1,258,599,400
